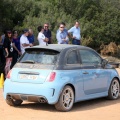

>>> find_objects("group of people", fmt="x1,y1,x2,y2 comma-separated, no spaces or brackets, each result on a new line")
0,28,35,78
37,21,81,46
56,21,81,45
0,21,81,78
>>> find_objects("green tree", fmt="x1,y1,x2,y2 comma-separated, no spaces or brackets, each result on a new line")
0,0,119,50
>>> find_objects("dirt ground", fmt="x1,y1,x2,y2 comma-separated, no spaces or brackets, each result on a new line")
0,69,120,120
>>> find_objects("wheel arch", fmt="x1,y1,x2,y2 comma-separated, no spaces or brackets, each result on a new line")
56,83,76,104
108,77,120,87
113,77,120,81
65,83,76,98
112,77,120,84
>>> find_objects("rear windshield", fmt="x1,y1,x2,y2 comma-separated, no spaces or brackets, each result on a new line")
19,49,59,65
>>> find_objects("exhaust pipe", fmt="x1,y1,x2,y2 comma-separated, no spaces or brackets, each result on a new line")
7,95,13,100
38,98,46,103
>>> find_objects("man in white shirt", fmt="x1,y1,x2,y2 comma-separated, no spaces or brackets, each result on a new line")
37,26,48,45
20,29,33,54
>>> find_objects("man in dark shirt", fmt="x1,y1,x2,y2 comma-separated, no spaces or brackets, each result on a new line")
43,23,52,44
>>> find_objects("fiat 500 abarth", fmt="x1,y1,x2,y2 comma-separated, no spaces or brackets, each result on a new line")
4,44,120,111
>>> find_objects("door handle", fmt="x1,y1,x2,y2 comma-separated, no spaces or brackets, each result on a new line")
83,72,88,74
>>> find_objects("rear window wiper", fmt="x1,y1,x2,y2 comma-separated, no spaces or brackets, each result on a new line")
21,60,35,64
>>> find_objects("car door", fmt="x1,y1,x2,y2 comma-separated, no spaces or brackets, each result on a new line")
79,49,110,95
63,49,84,100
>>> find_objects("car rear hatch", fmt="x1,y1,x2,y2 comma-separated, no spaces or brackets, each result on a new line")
11,48,60,84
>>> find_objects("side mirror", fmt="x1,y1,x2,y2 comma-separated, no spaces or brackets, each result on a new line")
102,59,119,68
101,59,108,68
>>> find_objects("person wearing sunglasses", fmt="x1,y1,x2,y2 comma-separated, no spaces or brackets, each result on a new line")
57,22,68,35
56,23,69,44
68,21,81,45
43,23,52,44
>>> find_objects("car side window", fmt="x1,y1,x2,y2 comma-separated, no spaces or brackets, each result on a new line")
67,50,78,64
79,49,101,65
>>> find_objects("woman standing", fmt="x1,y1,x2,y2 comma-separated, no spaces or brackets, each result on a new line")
4,30,21,77
3,30,13,77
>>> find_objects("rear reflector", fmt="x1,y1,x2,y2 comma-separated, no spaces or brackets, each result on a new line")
46,72,56,82
6,70,12,79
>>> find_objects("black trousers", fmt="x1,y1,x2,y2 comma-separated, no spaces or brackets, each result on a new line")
11,52,18,68
0,48,6,79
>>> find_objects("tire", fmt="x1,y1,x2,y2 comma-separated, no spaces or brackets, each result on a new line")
107,78,120,100
55,85,74,112
6,95,23,106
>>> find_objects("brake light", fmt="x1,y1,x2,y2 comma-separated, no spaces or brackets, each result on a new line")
46,72,56,82
6,70,12,79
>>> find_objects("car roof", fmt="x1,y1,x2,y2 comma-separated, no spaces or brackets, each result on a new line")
26,44,90,52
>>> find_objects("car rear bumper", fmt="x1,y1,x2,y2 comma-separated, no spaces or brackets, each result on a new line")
3,79,62,104
6,93,48,103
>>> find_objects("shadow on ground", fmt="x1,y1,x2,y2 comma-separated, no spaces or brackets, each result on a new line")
16,95,120,112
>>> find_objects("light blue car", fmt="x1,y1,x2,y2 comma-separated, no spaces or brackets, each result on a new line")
4,44,120,111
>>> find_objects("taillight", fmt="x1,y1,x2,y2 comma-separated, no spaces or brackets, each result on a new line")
6,70,12,79
46,72,56,82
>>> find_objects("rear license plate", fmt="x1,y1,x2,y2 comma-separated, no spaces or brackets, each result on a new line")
19,74,38,80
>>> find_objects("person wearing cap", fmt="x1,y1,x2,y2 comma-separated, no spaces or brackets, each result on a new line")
20,29,33,54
